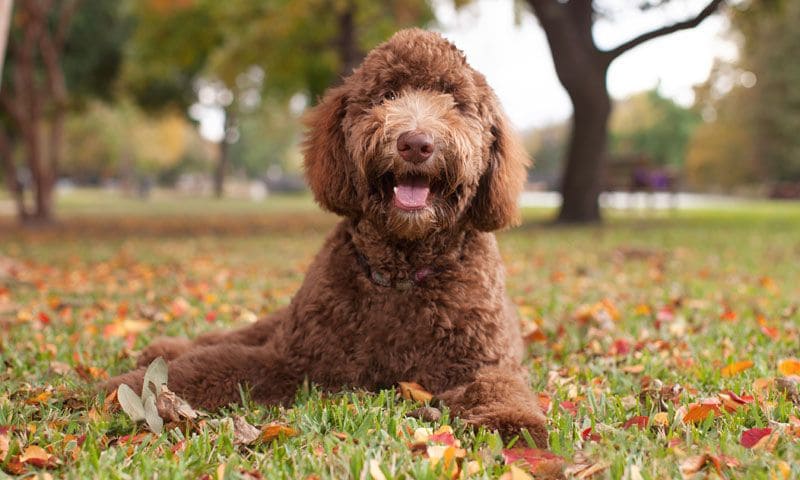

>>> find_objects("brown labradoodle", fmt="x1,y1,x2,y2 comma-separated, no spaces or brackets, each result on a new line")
106,28,547,447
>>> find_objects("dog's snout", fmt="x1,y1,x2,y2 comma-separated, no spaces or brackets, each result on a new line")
397,131,434,164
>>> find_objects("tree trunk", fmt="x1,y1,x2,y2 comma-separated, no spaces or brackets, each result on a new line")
336,1,363,79
0,127,29,220
558,80,611,223
527,0,725,224
213,108,233,198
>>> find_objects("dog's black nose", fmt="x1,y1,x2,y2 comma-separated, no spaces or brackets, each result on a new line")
397,131,434,164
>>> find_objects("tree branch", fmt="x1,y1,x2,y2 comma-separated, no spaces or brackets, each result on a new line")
604,0,725,62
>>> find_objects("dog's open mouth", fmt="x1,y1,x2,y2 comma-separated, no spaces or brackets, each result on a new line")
392,174,430,211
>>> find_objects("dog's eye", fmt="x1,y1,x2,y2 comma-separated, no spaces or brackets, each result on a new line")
382,90,396,102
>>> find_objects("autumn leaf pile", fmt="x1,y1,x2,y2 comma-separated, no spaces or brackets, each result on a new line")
1,197,799,478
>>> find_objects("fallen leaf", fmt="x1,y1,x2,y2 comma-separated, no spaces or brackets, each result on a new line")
117,384,146,422
368,459,386,480
0,426,9,460
502,447,565,476
406,406,441,422
398,382,433,403
721,360,754,377
682,400,721,424
778,358,800,376
232,415,261,445
740,427,772,448
679,453,739,479
261,422,297,442
622,415,648,430
651,412,670,429
19,445,58,469
500,464,533,480
155,385,198,423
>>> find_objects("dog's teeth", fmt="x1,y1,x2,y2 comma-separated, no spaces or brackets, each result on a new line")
393,186,398,194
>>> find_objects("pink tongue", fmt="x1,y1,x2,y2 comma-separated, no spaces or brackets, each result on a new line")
394,177,430,209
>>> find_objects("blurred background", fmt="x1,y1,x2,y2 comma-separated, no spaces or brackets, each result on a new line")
0,0,798,227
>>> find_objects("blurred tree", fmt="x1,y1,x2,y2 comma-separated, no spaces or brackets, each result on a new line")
732,0,800,183
124,0,434,198
610,89,699,168
523,0,724,223
685,61,758,191
62,100,210,188
0,0,129,223
686,0,800,191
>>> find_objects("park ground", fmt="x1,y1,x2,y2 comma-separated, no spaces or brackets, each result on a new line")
1,190,799,479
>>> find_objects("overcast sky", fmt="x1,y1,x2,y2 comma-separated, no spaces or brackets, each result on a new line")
434,0,738,130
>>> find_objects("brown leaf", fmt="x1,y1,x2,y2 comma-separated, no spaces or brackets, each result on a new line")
232,415,261,445
398,382,433,403
155,385,198,423
740,427,772,449
406,406,441,422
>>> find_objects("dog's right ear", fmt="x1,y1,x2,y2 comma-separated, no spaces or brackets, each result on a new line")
302,85,360,217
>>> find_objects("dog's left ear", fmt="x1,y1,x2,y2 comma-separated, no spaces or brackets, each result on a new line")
302,84,361,217
468,92,531,231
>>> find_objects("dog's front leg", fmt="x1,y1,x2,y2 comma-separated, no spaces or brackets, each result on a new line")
436,365,548,448
105,344,302,411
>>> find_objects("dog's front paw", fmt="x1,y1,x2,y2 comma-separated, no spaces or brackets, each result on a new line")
136,337,192,367
466,407,549,448
103,368,146,395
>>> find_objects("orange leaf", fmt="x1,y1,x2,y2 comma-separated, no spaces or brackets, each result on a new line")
682,402,721,424
398,382,433,403
721,360,754,377
19,445,57,468
0,426,10,460
260,423,297,442
778,358,800,376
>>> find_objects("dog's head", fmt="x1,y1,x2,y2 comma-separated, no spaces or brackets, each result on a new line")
303,28,529,239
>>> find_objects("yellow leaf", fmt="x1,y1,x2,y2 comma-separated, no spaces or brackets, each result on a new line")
369,459,387,480
772,461,791,480
722,360,754,377
652,412,670,428
398,381,433,403
778,358,800,376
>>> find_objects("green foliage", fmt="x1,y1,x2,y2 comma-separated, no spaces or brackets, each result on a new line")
734,0,800,181
228,100,303,178
610,89,700,168
62,101,212,182
63,2,132,103
687,0,800,187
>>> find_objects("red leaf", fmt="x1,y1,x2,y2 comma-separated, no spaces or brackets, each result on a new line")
559,401,578,416
623,415,649,430
502,447,565,474
37,312,51,325
612,339,631,356
581,427,601,442
427,432,456,446
740,427,772,448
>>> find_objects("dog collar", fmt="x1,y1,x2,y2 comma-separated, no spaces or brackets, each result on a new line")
355,251,434,290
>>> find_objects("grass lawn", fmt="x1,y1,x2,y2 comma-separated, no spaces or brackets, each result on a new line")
1,190,799,479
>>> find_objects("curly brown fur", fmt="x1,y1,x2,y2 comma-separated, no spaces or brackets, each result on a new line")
105,29,546,447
